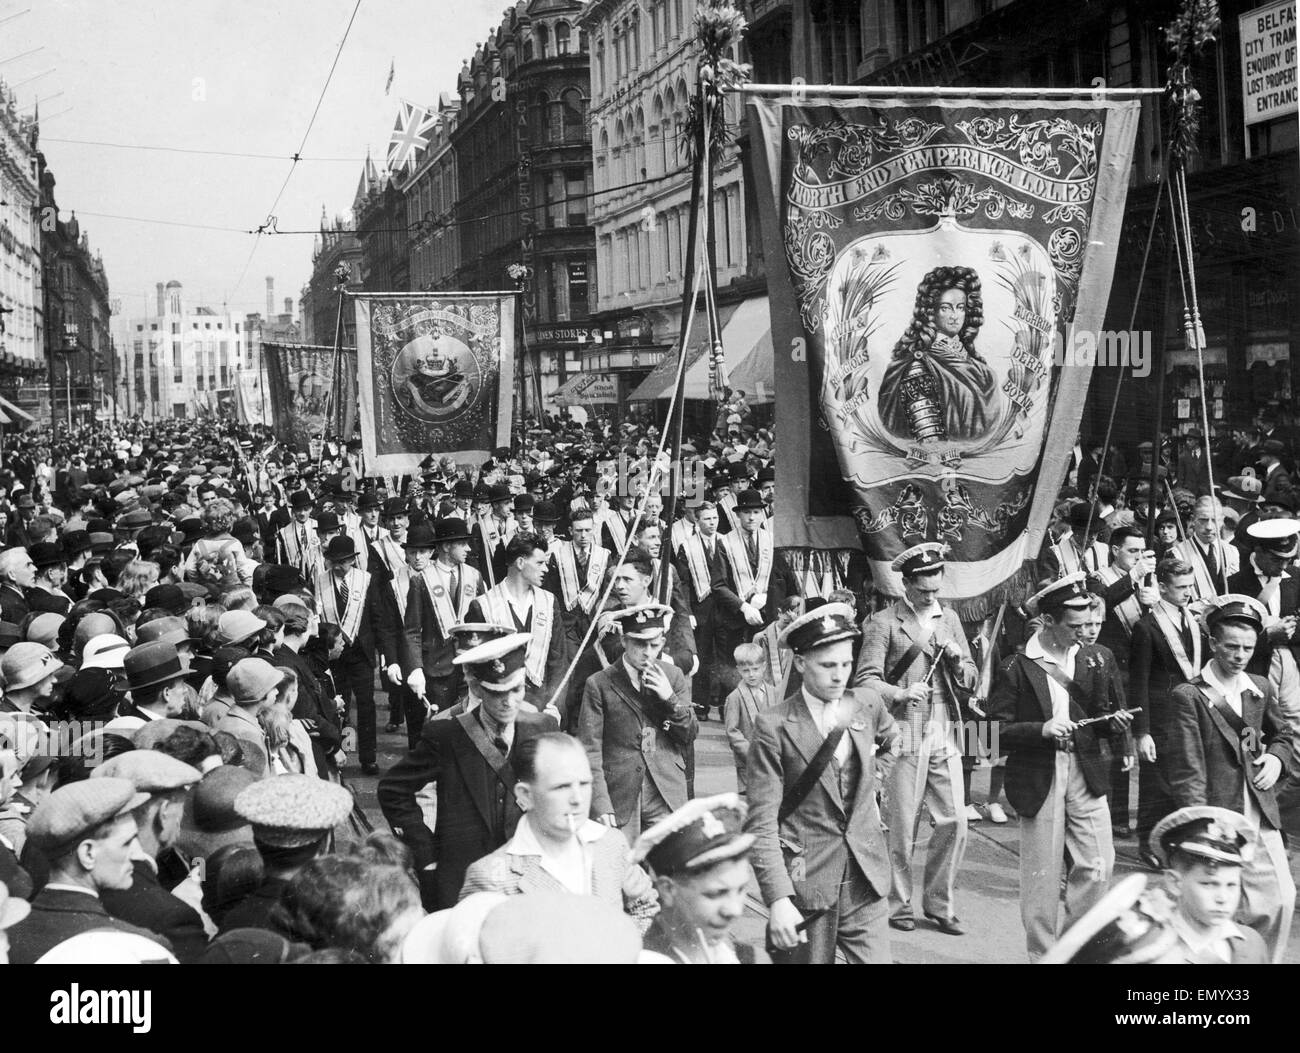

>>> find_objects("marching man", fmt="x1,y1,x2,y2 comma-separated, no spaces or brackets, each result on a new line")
854,542,975,936
468,533,568,723
277,491,320,575
987,573,1133,961
544,506,610,652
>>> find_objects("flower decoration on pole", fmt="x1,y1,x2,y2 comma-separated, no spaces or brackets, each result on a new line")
1164,0,1221,167
333,262,352,290
507,262,530,290
682,0,751,167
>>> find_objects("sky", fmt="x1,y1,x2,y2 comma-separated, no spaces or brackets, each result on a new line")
4,0,509,318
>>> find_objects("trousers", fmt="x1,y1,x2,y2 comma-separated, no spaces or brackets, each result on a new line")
1237,824,1295,964
1018,750,1114,961
770,857,892,964
332,644,376,766
884,728,967,923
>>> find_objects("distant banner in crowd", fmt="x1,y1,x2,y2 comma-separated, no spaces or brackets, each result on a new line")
263,343,356,449
233,369,268,427
355,292,515,477
747,89,1141,615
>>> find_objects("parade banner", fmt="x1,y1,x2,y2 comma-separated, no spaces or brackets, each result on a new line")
354,292,515,477
747,90,1141,615
263,342,355,448
233,368,268,427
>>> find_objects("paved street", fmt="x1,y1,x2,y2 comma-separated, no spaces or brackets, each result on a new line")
344,684,1300,963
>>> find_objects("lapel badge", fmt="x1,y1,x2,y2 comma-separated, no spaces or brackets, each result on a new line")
850,720,866,732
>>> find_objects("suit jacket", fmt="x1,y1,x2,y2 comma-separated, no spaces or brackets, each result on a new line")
650,560,697,672
577,659,696,825
378,710,551,909
744,688,899,908
457,820,658,932
99,857,209,963
400,567,482,682
1089,569,1149,669
1176,448,1212,496
723,682,781,792
1128,609,1208,741
26,587,71,615
1165,673,1294,830
987,643,1127,818
853,600,976,718
6,886,177,964
713,533,798,644
0,583,29,625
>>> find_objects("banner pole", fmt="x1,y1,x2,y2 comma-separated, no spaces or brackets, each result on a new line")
662,78,708,607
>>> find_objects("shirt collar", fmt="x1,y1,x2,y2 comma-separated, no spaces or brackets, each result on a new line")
1250,553,1288,581
621,657,642,686
505,815,607,857
1024,632,1079,665
1201,662,1263,697
1169,912,1246,961
903,597,941,622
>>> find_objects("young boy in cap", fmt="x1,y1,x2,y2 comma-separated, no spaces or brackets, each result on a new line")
854,542,976,935
577,603,696,842
4,777,174,964
379,633,553,910
745,602,900,964
1165,594,1295,962
632,793,757,963
1150,805,1269,964
987,572,1134,961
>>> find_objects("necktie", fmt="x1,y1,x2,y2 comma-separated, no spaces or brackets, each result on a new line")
1204,542,1218,582
1180,611,1193,656
493,736,508,756
299,527,308,552
747,533,758,564
338,576,350,613
451,568,461,606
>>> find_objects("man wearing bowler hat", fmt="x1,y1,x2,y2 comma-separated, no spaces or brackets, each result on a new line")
380,633,552,909
714,488,799,697
111,639,190,729
577,603,696,842
369,496,410,577
745,602,900,963
25,542,71,615
987,573,1134,960
1165,593,1295,961
399,519,484,739
5,778,174,964
277,490,320,574
470,483,516,587
312,534,397,775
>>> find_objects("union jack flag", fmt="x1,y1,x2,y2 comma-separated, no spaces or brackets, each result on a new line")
386,100,437,173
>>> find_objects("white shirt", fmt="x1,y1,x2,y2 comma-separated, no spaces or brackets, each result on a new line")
1200,661,1263,828
903,598,943,648
1167,912,1244,964
503,815,606,895
1024,632,1078,722
1250,554,1286,619
800,687,852,765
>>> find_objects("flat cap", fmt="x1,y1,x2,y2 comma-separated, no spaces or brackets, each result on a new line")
92,750,202,793
234,773,353,848
27,777,150,857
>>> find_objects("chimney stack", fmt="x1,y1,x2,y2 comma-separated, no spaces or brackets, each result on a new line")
266,277,274,319
284,298,293,319
156,283,165,316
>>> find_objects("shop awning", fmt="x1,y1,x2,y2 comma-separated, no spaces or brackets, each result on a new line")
629,301,748,402
550,372,619,407
718,296,774,405
0,394,34,422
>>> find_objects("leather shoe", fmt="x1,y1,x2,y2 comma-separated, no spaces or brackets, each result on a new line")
925,914,965,936
888,917,916,932
384,722,402,734
1138,847,1162,871
361,763,380,776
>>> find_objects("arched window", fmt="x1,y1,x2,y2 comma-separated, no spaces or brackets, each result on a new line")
562,88,585,141
613,119,625,185
663,86,676,162
523,36,534,62
555,21,571,55
535,23,550,59
650,93,666,176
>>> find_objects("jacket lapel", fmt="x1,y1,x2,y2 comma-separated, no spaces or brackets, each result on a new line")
782,694,844,816
452,714,499,832
894,602,919,644
1019,655,1056,720
608,664,648,724
1188,677,1247,758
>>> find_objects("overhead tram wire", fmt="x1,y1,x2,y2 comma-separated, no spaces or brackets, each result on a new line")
231,0,365,300
41,137,369,162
